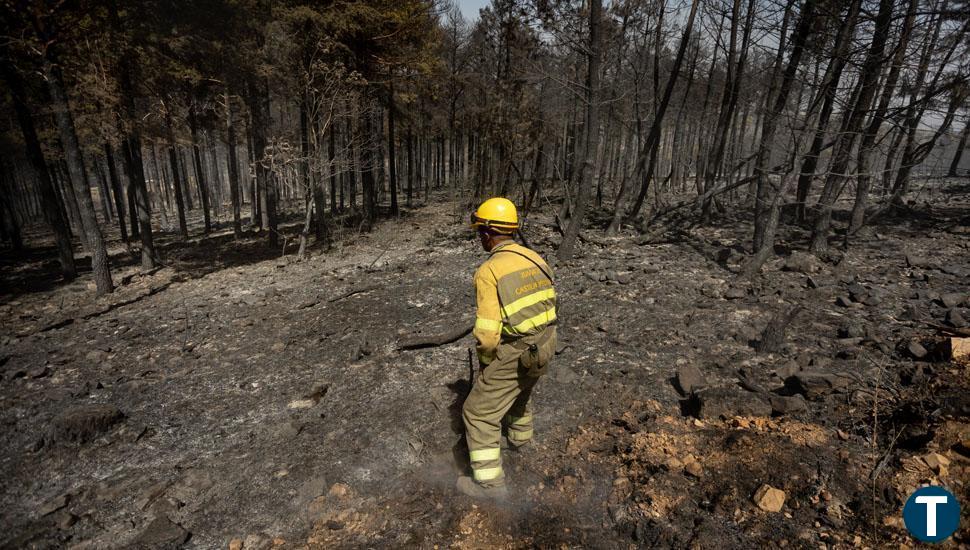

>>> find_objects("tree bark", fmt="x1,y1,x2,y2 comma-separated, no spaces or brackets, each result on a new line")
188,108,212,234
224,90,243,238
103,142,128,243
387,83,399,216
42,57,113,295
247,80,277,246
164,110,189,239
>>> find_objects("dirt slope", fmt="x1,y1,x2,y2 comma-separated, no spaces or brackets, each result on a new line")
1,190,968,549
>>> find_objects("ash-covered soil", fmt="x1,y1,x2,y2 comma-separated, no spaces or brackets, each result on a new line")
1,186,969,549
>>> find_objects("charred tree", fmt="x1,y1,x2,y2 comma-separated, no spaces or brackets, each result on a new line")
41,54,113,294
809,0,894,254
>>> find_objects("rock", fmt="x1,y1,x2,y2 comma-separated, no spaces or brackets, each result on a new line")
806,276,821,289
863,294,883,306
946,308,968,328
663,457,684,472
57,512,78,530
685,386,772,419
85,349,108,362
939,293,966,308
753,484,786,513
229,539,243,550
28,365,51,378
838,323,865,339
38,494,70,516
905,254,933,268
847,283,867,301
135,480,172,511
350,339,372,360
769,395,808,415
49,404,124,444
684,461,704,478
899,304,927,322
733,324,761,344
615,272,632,285
773,360,800,380
785,372,851,400
131,517,190,549
922,452,950,472
243,533,272,550
783,252,821,274
941,264,970,278
835,296,854,308
700,284,722,299
675,364,706,396
293,476,329,506
287,399,316,410
328,483,350,498
907,341,928,359
551,365,579,384
724,287,746,300
298,298,320,309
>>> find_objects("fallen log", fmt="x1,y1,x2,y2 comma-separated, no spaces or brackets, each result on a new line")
398,322,474,351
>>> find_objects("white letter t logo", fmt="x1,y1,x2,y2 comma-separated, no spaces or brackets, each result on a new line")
915,496,948,537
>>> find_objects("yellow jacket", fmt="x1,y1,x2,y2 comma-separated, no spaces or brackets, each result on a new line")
473,241,557,365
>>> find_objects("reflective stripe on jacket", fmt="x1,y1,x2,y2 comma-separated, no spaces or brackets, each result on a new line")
473,242,556,364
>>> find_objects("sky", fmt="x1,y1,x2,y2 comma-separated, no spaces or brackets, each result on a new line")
456,0,490,21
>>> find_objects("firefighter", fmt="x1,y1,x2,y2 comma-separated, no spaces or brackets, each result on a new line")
458,197,558,501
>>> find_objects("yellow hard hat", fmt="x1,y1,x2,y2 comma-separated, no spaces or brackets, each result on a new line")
471,197,518,234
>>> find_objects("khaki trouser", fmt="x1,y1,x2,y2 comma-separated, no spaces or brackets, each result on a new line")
462,327,555,487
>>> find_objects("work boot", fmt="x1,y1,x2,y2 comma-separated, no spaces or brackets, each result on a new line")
502,436,532,452
456,476,510,502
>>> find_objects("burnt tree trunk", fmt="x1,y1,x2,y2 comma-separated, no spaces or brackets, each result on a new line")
848,0,917,235
614,0,700,232
387,83,399,216
792,0,862,222
165,110,189,239
809,0,894,253
188,109,212,234
103,142,128,243
745,0,818,274
948,119,970,177
42,57,113,295
247,80,277,247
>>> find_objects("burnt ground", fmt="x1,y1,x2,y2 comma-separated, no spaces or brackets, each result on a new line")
0,183,969,549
